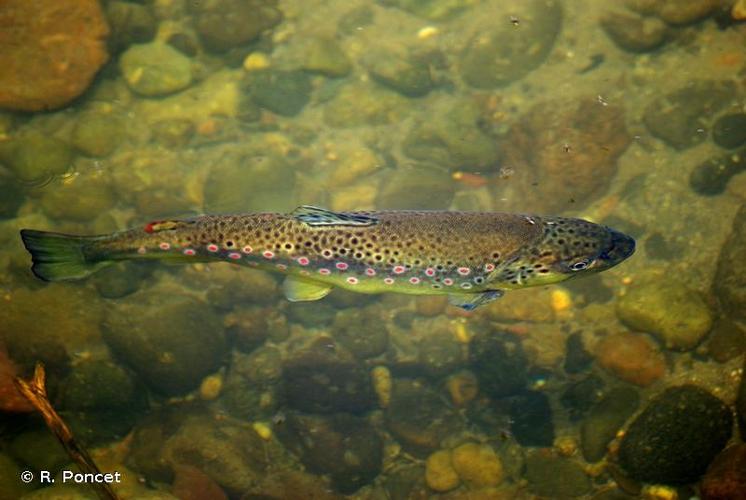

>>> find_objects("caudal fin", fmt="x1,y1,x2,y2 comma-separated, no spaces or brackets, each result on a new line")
19,229,110,282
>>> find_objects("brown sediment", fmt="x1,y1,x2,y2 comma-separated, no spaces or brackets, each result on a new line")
14,363,120,500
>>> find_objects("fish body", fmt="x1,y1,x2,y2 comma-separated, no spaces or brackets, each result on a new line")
20,206,635,310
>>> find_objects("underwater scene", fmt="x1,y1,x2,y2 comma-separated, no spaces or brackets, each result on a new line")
1,0,746,498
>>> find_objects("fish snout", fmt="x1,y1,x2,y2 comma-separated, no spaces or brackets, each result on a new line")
597,228,635,268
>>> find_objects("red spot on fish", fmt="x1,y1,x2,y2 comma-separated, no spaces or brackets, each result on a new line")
263,250,275,259
144,221,157,233
297,256,310,266
228,252,241,260
336,262,349,271
159,242,170,250
242,245,253,254
409,277,420,285
207,244,219,252
346,277,358,285
365,268,376,276
384,277,394,285
425,268,436,276
443,278,454,286
484,263,495,272
393,265,406,274
183,248,196,256
457,267,471,276
319,268,331,275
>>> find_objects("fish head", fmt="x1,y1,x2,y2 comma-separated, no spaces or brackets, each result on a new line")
492,216,635,288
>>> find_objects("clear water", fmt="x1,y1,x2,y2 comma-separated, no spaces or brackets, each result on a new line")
1,0,744,499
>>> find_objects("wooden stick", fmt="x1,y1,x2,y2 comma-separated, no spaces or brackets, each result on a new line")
14,362,120,500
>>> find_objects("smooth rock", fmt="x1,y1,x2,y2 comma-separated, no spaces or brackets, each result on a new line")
705,318,746,362
713,113,746,149
105,1,156,52
701,444,746,500
451,442,504,488
120,42,193,97
618,385,733,485
0,172,24,219
102,291,227,396
643,80,737,150
189,0,282,52
72,112,123,157
506,391,555,447
714,203,746,328
595,332,666,386
402,101,499,172
278,413,383,494
601,11,668,52
525,454,591,498
245,69,312,116
367,50,434,97
564,332,593,374
323,83,409,127
282,336,376,414
386,379,464,455
470,331,528,398
460,0,561,88
500,96,630,212
689,149,746,196
616,278,713,350
2,133,73,184
331,305,389,359
303,37,352,78
0,0,109,111
425,450,459,492
656,0,719,25
376,164,454,210
581,387,640,462
560,375,605,421
39,175,117,222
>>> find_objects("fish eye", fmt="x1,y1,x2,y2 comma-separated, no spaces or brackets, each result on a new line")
570,259,590,271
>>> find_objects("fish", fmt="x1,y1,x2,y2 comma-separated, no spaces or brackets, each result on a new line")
19,206,635,311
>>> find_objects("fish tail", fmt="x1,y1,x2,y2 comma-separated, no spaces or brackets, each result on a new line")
19,229,111,282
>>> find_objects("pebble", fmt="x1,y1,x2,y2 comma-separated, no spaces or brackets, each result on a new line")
600,11,668,52
525,454,591,498
425,449,459,492
119,42,193,97
595,332,666,386
689,149,746,196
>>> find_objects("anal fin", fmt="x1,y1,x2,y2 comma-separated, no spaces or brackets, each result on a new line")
448,290,504,311
283,276,333,302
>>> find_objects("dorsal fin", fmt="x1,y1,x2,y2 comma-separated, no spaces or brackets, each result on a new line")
291,206,378,227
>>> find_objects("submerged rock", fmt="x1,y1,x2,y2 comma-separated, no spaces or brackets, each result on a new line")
323,83,409,127
600,11,668,52
705,318,746,362
383,0,474,21
689,149,746,196
615,278,713,350
506,391,555,447
0,172,24,219
189,0,282,52
279,413,383,494
376,164,454,210
500,96,630,212
643,80,737,150
282,336,376,414
595,332,666,386
102,291,227,396
303,37,352,78
618,385,733,485
39,175,117,223
525,454,591,498
713,113,746,149
2,133,73,184
460,0,562,88
245,69,312,116
366,49,434,97
470,331,528,398
331,305,389,359
655,0,719,25
105,1,157,53
560,374,605,421
714,204,746,329
386,379,464,455
72,112,124,158
701,444,746,500
0,0,109,111
120,42,193,97
581,387,640,462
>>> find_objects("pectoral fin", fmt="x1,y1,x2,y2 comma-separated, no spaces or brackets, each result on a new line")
282,276,333,302
448,290,504,311
291,205,379,227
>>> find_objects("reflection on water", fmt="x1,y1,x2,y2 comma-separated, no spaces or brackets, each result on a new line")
1,0,746,498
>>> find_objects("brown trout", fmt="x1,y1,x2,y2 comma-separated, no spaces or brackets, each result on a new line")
20,206,635,310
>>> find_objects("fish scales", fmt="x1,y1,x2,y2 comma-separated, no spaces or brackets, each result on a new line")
20,206,636,309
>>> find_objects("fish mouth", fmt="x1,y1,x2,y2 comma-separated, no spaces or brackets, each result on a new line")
595,228,636,269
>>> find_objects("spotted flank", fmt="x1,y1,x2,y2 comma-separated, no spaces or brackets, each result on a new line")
19,206,635,310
